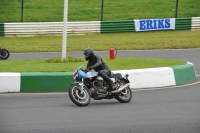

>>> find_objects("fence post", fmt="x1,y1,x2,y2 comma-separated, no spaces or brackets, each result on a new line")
175,0,179,18
101,0,104,21
21,0,24,22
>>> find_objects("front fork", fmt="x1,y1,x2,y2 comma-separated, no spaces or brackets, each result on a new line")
79,78,84,94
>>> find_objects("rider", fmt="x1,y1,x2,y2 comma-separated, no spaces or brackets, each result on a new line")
83,47,117,92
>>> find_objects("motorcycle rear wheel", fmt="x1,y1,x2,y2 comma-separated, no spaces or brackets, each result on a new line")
68,84,91,106
0,49,10,60
114,82,132,103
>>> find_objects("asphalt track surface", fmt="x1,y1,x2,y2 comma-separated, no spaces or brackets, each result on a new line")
0,49,200,133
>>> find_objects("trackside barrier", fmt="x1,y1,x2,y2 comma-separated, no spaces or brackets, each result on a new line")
20,72,74,92
0,73,20,92
113,67,176,89
192,17,200,31
4,21,101,36
175,18,192,30
0,62,197,93
113,62,196,89
171,62,196,85
0,23,4,36
0,17,199,36
100,20,135,33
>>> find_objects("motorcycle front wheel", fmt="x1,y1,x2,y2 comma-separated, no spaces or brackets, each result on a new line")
114,83,132,103
0,49,10,60
68,84,91,106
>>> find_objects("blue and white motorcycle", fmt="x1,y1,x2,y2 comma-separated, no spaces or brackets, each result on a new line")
68,66,132,106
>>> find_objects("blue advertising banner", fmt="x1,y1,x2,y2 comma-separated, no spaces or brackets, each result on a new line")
134,18,175,32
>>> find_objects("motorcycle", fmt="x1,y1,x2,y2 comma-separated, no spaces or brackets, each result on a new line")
0,47,10,60
68,66,132,106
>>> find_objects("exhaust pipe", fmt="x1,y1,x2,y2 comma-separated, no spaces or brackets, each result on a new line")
111,83,130,93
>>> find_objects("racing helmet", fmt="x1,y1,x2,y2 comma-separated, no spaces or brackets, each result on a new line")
83,47,94,60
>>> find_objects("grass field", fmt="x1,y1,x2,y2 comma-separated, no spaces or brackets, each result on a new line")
0,31,199,53
0,0,199,22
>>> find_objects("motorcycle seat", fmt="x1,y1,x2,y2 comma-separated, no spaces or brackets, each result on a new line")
110,73,122,79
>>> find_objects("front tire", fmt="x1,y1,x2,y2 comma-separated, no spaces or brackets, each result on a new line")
68,84,91,106
114,84,132,103
0,49,10,60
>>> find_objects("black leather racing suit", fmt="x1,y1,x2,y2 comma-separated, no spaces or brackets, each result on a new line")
86,54,114,89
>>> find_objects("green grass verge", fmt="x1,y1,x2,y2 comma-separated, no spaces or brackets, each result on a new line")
1,31,200,53
0,0,199,22
0,57,186,72
0,31,196,72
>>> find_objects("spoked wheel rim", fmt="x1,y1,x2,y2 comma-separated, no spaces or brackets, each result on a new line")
118,87,131,100
71,86,90,104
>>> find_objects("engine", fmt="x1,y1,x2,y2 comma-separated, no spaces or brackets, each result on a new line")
94,76,104,87
89,76,105,95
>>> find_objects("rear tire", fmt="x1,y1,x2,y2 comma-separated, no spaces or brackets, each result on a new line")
114,82,132,103
68,84,91,106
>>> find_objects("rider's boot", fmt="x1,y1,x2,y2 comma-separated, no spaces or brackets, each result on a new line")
109,81,118,91
102,74,117,91
98,72,117,92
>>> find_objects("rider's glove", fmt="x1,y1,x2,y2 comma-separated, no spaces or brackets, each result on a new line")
85,68,90,72
88,66,93,70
